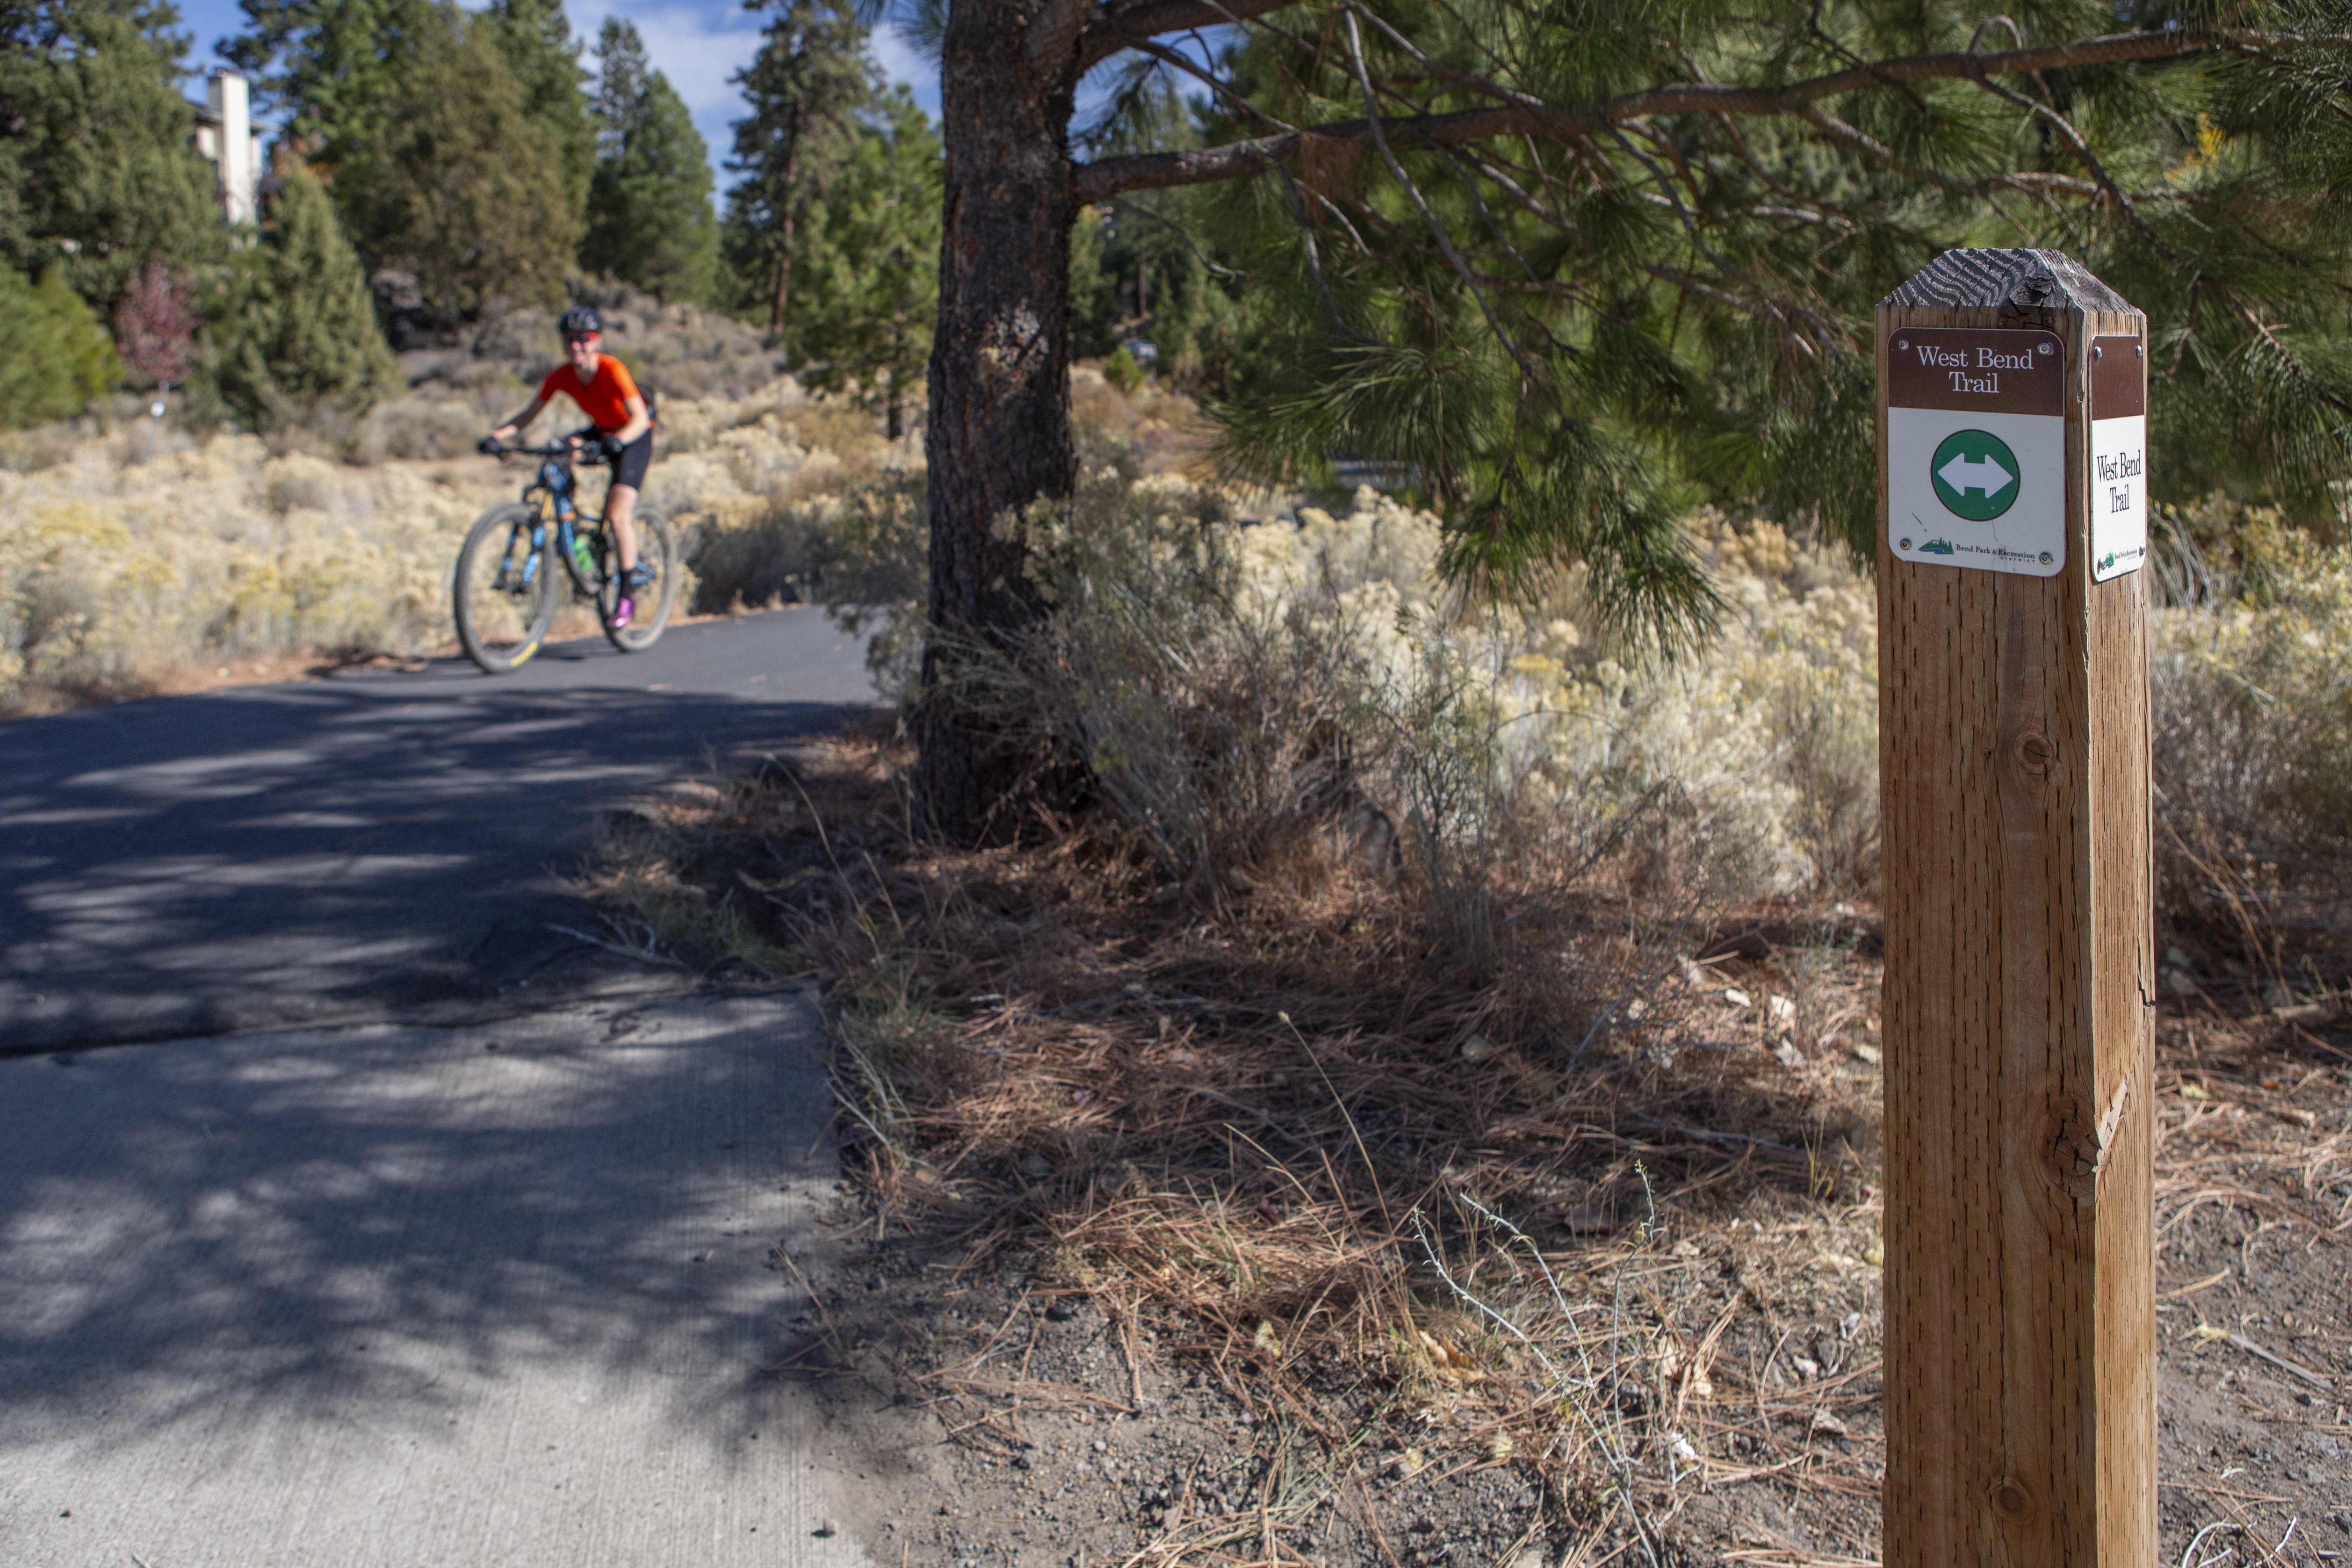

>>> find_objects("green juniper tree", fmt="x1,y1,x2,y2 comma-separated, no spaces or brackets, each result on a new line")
214,159,397,428
583,17,719,302
0,264,120,427
795,85,940,437
0,0,224,309
333,5,580,313
722,0,874,339
887,0,2352,838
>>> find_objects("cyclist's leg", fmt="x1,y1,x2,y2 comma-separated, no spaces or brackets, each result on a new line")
605,432,655,575
606,482,639,575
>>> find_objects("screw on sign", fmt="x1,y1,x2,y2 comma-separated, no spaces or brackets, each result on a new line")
1875,250,2154,1568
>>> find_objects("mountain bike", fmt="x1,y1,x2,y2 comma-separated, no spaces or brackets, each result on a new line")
453,440,678,674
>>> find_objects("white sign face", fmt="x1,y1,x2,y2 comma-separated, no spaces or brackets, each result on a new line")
1884,327,2068,577
2090,415,2147,582
2086,335,2149,582
1887,407,2066,577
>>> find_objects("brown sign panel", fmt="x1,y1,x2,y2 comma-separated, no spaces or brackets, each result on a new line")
2091,335,2146,417
1887,326,2064,417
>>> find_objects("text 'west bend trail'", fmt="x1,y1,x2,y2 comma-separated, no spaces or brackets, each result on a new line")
1910,339,2042,395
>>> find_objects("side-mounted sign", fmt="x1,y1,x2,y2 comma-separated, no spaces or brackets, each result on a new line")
1885,327,2066,576
2089,336,2148,582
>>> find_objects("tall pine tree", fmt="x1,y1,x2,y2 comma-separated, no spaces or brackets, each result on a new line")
479,0,593,220
582,17,717,302
214,159,398,428
1,0,225,309
219,0,438,173
721,0,871,339
795,87,939,438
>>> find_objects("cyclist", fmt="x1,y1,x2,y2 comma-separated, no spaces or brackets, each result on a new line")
485,305,655,628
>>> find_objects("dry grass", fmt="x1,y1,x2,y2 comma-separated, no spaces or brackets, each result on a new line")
0,372,919,718
0,432,511,715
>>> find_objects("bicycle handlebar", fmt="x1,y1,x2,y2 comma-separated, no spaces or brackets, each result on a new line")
477,437,612,465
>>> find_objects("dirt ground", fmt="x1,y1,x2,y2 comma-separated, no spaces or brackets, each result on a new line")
587,731,2352,1568
776,1007,2348,1568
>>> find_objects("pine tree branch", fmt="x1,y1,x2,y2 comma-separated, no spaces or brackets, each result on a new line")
1272,163,1354,332
1073,27,2300,199
1079,0,1306,70
1123,36,1291,131
1340,10,1551,401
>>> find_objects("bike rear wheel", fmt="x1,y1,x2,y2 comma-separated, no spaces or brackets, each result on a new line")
599,512,678,653
453,504,556,673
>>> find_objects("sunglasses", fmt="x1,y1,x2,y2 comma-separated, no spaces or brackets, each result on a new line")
564,333,599,346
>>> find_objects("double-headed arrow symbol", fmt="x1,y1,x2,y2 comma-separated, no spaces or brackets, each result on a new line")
1938,449,2016,498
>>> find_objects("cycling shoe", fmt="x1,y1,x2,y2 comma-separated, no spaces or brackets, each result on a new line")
608,595,634,629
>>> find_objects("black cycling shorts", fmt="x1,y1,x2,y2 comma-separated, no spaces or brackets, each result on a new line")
608,429,653,491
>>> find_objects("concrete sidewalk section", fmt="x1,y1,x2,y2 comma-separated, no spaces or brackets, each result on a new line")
0,994,883,1568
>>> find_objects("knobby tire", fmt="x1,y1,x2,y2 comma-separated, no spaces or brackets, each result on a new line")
453,504,555,673
599,513,678,654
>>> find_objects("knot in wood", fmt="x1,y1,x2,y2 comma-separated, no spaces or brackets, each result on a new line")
2012,730,2057,777
1991,1477,2035,1520
2041,1079,2131,1206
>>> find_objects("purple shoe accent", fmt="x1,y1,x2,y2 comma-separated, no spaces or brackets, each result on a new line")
608,595,634,629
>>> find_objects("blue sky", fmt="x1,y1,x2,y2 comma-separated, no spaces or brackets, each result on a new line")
171,0,942,190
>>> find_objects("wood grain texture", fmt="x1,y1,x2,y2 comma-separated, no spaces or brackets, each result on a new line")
1877,264,2153,1566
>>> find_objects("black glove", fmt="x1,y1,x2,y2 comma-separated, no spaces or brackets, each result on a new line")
477,435,502,455
597,431,625,463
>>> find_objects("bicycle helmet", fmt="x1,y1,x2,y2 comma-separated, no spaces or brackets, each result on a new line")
558,305,602,338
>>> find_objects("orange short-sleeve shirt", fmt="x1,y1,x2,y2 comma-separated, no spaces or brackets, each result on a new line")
538,354,641,431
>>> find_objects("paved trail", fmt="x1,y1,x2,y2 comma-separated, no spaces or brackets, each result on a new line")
0,607,880,1054
0,613,927,1567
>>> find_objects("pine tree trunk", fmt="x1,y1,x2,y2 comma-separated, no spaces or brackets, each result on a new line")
767,108,801,340
912,1,1082,842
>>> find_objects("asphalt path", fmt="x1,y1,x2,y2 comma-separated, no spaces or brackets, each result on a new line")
0,611,931,1566
0,607,884,1055
0,993,913,1568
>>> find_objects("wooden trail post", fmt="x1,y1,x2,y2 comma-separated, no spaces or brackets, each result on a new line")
1877,249,2154,1565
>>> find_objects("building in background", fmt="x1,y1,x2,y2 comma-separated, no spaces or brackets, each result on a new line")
190,71,261,225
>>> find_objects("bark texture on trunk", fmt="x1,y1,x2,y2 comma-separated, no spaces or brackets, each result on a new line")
768,109,802,339
912,0,1083,841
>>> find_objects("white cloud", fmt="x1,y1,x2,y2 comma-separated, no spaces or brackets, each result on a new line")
585,3,765,118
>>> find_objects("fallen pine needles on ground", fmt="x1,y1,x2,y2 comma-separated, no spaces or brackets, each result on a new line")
584,720,2352,1567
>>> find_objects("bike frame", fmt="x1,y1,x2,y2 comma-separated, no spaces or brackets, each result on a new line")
502,444,615,600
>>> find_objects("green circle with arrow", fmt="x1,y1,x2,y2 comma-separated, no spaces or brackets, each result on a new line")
1930,429,2020,521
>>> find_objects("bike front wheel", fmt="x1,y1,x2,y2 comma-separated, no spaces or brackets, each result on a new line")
599,512,678,654
453,504,555,673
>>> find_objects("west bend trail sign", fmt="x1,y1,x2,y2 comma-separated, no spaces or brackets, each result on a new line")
1887,325,2067,573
